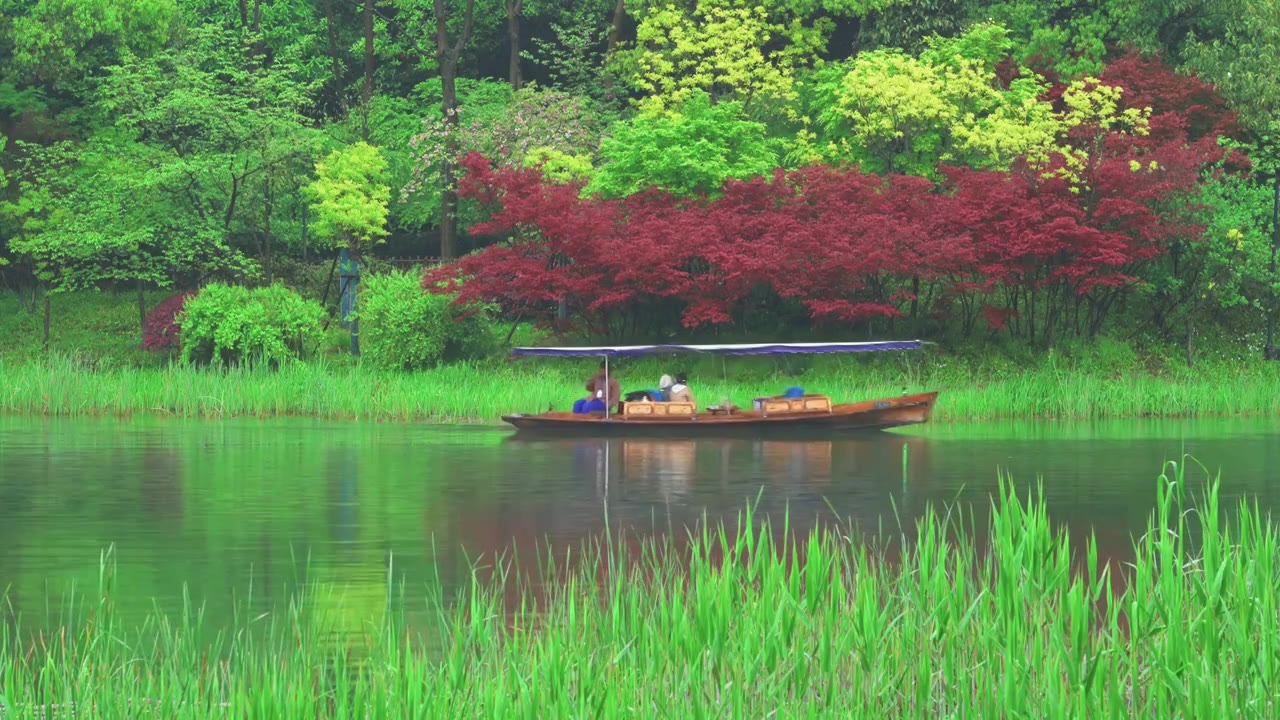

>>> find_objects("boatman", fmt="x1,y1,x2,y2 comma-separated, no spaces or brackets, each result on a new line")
573,361,621,413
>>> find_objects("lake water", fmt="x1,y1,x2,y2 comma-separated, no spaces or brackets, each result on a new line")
1,416,1276,633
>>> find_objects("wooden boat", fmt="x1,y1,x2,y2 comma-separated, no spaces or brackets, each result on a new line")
502,390,939,435
501,340,939,436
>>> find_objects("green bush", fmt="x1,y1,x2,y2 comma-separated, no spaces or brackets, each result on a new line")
358,270,500,370
180,283,325,366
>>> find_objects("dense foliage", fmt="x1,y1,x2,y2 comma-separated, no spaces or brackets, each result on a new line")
0,0,1276,360
180,283,324,366
358,270,498,370
428,50,1241,345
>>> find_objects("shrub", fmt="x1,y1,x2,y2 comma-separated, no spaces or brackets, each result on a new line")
180,283,325,366
142,291,194,352
358,270,500,370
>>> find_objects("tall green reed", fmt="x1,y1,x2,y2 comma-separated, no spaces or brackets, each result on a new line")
3,354,1279,422
2,460,1278,717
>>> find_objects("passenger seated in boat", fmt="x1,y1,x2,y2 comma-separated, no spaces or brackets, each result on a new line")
572,362,620,414
657,374,674,401
667,373,695,407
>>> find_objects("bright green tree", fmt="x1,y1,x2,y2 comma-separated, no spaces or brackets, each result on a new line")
612,0,898,113
805,24,1055,175
307,141,390,356
308,142,391,260
586,91,780,197
804,24,1149,179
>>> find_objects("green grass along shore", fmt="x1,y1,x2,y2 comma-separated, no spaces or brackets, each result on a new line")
4,354,1280,422
4,290,1279,422
2,462,1276,717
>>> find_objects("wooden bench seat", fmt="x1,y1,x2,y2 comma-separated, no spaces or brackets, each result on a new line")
622,401,697,416
756,394,833,415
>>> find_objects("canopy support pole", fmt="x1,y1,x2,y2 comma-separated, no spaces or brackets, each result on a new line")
604,354,610,419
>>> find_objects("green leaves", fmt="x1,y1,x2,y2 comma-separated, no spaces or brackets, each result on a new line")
805,24,1062,176
179,282,325,366
586,91,780,197
4,137,255,291
307,142,391,253
1182,0,1280,133
8,0,178,87
358,270,498,370
1194,173,1279,311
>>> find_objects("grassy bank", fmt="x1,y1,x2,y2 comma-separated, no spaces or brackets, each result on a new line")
2,462,1276,717
4,290,1280,421
4,353,1280,422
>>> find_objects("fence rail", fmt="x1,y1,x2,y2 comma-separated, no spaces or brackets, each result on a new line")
385,256,445,267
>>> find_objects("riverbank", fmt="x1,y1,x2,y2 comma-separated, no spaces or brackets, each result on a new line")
3,353,1280,422
4,291,1279,422
1,464,1273,717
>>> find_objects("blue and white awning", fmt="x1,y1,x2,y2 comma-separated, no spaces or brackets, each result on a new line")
509,341,924,358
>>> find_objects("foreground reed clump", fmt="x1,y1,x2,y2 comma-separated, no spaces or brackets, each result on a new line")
4,354,1280,421
1,460,1278,718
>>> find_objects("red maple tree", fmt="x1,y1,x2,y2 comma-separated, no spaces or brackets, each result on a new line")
427,55,1231,344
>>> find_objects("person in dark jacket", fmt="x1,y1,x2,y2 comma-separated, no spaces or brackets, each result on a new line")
573,362,621,413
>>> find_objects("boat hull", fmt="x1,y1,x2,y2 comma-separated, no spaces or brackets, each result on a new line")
502,391,939,437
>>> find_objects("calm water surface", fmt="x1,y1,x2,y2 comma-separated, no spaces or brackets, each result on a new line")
0,416,1276,631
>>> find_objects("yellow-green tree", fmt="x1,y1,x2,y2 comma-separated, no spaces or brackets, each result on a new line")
804,24,1053,174
612,0,899,114
803,23,1148,180
308,142,391,262
307,141,391,356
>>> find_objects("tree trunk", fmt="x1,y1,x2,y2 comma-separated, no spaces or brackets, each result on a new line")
909,275,920,323
507,0,523,89
252,0,262,32
362,0,374,141
43,293,51,353
137,280,147,339
607,0,627,53
603,0,627,91
238,0,249,29
302,202,310,263
435,0,477,260
346,245,361,356
1266,170,1279,359
439,60,460,260
1185,315,1194,368
262,176,275,283
321,0,345,109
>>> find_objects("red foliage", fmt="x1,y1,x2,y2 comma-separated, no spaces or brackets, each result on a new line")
1097,51,1242,143
142,291,194,351
429,56,1227,338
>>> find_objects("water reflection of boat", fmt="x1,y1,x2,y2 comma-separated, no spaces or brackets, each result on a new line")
500,433,916,501
459,434,932,612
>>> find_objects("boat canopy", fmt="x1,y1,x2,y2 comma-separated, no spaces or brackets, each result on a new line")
509,340,924,358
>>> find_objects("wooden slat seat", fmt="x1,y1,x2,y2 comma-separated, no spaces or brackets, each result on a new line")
623,401,697,416
758,394,833,415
